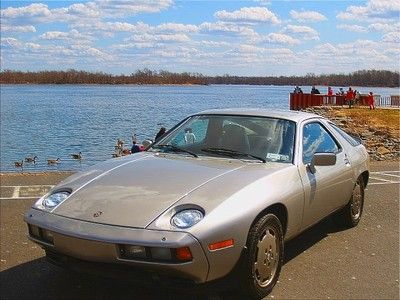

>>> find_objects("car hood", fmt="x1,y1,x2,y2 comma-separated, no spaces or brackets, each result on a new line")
52,153,248,228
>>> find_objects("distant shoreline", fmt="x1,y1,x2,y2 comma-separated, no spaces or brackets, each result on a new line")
1,83,399,88
1,69,399,87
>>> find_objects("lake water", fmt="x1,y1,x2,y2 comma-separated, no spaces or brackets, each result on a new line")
1,84,398,172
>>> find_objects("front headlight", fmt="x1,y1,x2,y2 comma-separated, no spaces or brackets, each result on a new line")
35,191,71,210
171,209,204,229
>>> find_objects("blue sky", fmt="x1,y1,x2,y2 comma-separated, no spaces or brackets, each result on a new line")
1,0,399,76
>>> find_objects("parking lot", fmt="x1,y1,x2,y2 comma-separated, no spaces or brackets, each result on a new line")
1,161,399,299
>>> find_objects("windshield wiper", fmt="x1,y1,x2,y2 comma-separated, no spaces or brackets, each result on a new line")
201,147,266,163
153,144,198,158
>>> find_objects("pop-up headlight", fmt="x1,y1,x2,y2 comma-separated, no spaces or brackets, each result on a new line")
35,191,71,210
171,209,204,229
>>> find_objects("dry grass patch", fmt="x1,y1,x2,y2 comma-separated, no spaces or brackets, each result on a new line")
327,108,400,137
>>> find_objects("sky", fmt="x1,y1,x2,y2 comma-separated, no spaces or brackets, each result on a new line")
1,0,399,76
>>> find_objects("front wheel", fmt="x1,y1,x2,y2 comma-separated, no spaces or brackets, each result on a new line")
242,214,284,299
334,176,365,228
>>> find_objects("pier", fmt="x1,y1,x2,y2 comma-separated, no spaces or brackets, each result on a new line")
290,93,400,110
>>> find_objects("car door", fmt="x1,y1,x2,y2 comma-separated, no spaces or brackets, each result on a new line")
298,120,354,229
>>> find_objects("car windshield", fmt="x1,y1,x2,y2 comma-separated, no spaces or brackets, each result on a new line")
150,115,296,163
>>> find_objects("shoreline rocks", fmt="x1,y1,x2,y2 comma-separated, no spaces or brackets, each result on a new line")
303,106,400,161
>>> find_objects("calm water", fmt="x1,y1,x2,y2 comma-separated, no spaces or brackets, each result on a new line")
1,84,398,172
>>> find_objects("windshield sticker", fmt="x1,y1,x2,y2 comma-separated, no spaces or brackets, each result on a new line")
266,153,289,161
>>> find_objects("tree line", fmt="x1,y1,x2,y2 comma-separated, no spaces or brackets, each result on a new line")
0,69,398,87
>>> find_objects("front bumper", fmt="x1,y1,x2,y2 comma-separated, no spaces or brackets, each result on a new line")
25,208,209,283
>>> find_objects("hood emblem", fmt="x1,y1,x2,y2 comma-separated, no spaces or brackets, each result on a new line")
93,211,103,218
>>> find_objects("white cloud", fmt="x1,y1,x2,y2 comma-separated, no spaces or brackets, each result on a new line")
1,3,51,19
0,0,173,26
155,23,198,33
237,44,265,54
284,25,319,40
25,43,41,50
294,39,397,73
61,2,100,18
369,22,400,32
337,24,368,33
337,0,400,21
198,40,230,47
39,29,94,44
253,0,271,6
126,33,190,43
265,33,300,45
1,25,36,33
73,21,198,36
290,10,327,22
199,21,259,39
214,7,280,24
1,37,21,48
84,46,113,61
109,22,149,32
112,42,156,50
94,0,173,17
152,46,206,61
1,38,40,51
382,32,400,43
384,47,400,56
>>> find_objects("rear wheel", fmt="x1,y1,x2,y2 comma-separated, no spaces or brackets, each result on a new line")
242,214,284,299
334,176,365,228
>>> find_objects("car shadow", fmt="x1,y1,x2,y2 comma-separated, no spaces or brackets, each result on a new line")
283,216,348,264
0,257,229,300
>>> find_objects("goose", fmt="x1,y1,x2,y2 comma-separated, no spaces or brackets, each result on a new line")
25,156,38,163
47,158,60,165
122,149,131,156
71,152,82,159
14,160,24,168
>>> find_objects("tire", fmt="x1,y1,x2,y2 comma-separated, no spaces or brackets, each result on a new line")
334,176,365,228
242,214,284,299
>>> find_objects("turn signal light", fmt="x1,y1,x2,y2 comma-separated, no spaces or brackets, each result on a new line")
208,239,234,251
175,247,192,261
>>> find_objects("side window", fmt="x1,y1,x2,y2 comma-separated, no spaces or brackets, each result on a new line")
329,123,361,146
302,122,340,164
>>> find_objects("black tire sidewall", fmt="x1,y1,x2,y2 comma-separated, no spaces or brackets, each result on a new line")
243,214,284,299
349,177,365,226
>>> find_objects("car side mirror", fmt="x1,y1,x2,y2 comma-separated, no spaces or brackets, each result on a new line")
142,139,153,150
308,152,337,174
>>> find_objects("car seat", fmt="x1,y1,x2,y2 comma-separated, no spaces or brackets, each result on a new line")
220,124,250,153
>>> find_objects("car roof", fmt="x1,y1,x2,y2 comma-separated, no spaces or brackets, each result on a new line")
193,108,322,123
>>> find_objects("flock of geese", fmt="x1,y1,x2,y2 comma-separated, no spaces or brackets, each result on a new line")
13,152,82,170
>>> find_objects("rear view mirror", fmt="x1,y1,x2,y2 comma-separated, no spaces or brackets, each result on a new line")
308,152,336,174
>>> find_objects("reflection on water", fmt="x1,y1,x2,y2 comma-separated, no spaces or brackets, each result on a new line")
1,84,398,172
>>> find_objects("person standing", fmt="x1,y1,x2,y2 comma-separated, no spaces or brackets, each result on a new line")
293,86,303,94
354,90,361,105
327,87,333,96
155,127,166,142
311,86,320,94
346,87,354,108
368,92,375,110
131,140,141,153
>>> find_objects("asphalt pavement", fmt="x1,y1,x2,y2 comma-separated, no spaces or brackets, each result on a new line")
0,161,399,299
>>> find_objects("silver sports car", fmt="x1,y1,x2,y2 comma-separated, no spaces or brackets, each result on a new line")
25,109,369,299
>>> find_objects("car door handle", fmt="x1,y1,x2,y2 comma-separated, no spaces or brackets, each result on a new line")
344,154,351,166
